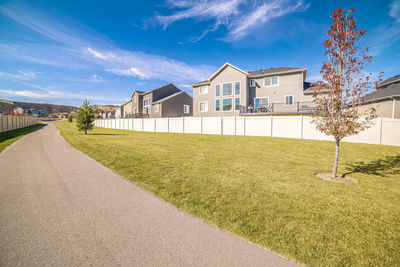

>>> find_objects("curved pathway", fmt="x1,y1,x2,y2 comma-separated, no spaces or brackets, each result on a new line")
0,123,298,266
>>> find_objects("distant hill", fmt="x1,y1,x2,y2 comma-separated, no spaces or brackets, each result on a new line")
0,99,78,115
91,105,119,114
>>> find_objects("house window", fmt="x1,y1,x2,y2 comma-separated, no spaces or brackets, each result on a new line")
254,97,269,110
234,81,240,95
184,105,190,114
250,79,256,87
222,83,232,96
143,98,151,114
215,84,220,97
284,95,294,106
222,98,232,111
199,101,208,112
215,100,220,112
235,97,240,111
264,76,279,87
199,86,208,95
154,104,159,112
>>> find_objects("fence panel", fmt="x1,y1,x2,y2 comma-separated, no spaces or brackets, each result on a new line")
245,116,271,136
272,116,301,138
0,115,37,133
202,117,221,135
143,118,155,132
184,117,201,134
94,116,400,147
155,118,169,132
169,118,183,133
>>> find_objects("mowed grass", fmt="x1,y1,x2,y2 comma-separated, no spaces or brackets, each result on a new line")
55,121,400,266
0,124,41,153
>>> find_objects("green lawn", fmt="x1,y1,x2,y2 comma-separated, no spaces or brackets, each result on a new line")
55,121,400,266
0,124,41,153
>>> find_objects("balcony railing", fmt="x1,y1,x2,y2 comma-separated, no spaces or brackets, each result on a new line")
239,101,317,115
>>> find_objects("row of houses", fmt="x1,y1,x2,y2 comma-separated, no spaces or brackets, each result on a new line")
103,63,400,119
13,107,45,117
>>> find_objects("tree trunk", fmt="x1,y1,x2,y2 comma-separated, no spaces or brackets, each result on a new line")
332,138,340,178
85,129,87,135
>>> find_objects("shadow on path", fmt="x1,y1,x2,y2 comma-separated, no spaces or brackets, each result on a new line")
344,154,400,177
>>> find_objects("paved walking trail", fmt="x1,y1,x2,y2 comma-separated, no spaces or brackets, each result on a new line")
0,123,298,266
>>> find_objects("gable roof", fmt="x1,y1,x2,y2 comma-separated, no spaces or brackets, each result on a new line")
192,63,307,87
248,67,304,76
379,75,400,87
130,90,145,98
208,63,249,81
151,91,192,104
365,82,400,102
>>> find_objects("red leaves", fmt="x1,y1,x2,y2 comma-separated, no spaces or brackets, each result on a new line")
312,7,384,140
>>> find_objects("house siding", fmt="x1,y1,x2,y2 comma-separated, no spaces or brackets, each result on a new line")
193,65,247,117
161,93,193,117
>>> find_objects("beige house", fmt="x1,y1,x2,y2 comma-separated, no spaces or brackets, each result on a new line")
128,84,192,118
192,63,314,117
359,75,400,119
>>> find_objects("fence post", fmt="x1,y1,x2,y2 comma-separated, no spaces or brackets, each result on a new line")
243,116,246,136
300,115,303,139
167,117,170,133
220,116,223,135
379,117,383,145
142,118,144,132
154,118,157,132
234,115,236,135
200,117,203,134
183,117,185,133
270,115,273,137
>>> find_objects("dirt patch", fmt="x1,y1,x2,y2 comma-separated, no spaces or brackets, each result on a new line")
315,173,357,183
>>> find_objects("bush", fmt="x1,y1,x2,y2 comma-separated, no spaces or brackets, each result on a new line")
67,116,73,122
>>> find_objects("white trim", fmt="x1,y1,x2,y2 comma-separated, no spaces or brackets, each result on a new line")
234,81,241,95
215,99,220,112
234,97,240,111
199,86,208,95
284,95,294,106
199,101,208,112
249,79,256,87
183,104,190,114
215,84,220,97
221,98,233,112
222,82,233,96
254,97,269,109
264,76,279,87
208,62,249,81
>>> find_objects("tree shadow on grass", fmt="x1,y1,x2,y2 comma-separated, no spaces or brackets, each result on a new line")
344,154,400,177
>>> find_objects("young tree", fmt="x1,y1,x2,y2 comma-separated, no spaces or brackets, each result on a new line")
68,116,73,123
312,8,383,178
76,100,95,135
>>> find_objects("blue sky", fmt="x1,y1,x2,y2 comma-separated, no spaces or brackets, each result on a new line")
0,0,399,106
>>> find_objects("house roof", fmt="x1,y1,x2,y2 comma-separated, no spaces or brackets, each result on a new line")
248,67,304,76
151,91,192,104
131,83,179,97
379,74,400,87
191,63,306,87
365,82,400,102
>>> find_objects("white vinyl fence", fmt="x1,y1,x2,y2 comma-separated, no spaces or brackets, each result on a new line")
95,116,400,146
0,115,38,133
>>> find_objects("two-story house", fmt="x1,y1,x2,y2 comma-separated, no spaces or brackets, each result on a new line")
192,63,314,117
128,83,193,118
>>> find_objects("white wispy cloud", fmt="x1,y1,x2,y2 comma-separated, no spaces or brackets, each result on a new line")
389,0,400,22
153,0,309,42
0,70,40,81
0,89,48,98
364,1,400,56
0,2,215,86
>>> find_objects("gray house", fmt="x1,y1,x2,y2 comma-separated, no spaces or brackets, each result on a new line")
359,74,400,119
192,63,314,117
127,84,193,118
